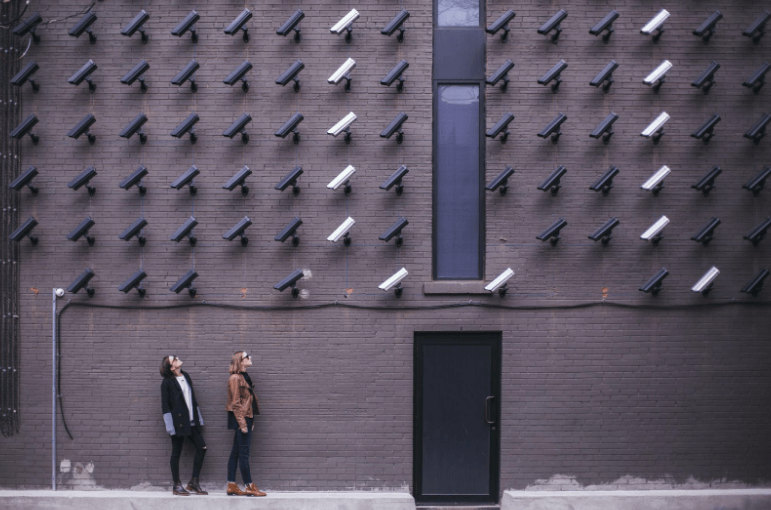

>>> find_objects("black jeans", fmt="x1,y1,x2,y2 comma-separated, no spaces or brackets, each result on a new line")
227,417,253,485
170,425,206,483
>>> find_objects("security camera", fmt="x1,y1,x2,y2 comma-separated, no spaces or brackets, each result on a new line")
691,217,721,246
10,114,39,145
486,60,514,92
67,216,95,246
744,11,771,44
119,217,148,246
380,217,409,247
692,166,722,197
537,113,567,143
589,166,619,196
379,268,408,297
69,11,97,44
329,58,356,92
589,10,619,43
275,217,303,246
692,61,720,94
119,113,148,144
382,60,409,92
641,9,669,42
590,60,618,93
120,59,150,93
641,111,670,143
538,60,568,92
691,266,720,296
170,216,198,245
223,165,252,196
277,10,304,42
67,268,96,297
328,165,356,194
693,11,722,43
331,9,360,42
743,166,771,196
67,114,97,145
589,217,620,246
11,61,40,92
589,112,618,144
536,218,567,245
223,113,252,144
485,268,514,297
9,217,38,245
537,165,567,196
274,269,304,297
172,11,200,43
275,166,304,195
223,217,252,246
122,9,150,44
691,113,721,144
382,9,410,42
486,10,516,41
170,270,198,297
276,60,304,92
275,113,304,144
171,113,199,144
118,270,147,297
381,165,409,195
381,112,408,143
641,165,670,196
640,268,668,296
328,217,355,246
744,217,771,246
13,12,43,44
171,59,199,92
743,62,770,95
741,269,770,297
537,9,567,43
224,60,252,92
486,166,515,195
643,60,672,93
119,165,149,196
328,112,357,144
68,166,97,196
486,113,514,143
170,166,199,195
744,112,770,145
224,9,253,42
9,166,39,195
640,215,669,245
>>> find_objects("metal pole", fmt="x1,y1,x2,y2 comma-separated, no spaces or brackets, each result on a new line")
52,289,56,491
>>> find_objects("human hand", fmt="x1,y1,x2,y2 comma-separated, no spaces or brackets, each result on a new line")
241,427,248,434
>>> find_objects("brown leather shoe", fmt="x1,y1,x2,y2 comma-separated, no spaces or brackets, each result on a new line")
186,477,208,495
226,482,246,496
244,483,266,497
173,482,190,496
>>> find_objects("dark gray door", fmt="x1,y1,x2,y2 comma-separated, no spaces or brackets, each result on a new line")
414,332,501,504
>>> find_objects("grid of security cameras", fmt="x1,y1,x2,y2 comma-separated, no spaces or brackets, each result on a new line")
482,8,771,299
8,7,414,300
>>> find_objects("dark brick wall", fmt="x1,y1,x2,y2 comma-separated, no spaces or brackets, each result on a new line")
1,0,770,494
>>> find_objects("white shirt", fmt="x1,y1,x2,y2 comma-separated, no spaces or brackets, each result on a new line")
175,375,194,423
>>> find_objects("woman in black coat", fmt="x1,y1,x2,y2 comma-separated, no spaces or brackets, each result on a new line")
160,355,207,496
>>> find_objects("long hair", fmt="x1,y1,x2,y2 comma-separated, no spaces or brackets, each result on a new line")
159,356,174,379
229,351,245,375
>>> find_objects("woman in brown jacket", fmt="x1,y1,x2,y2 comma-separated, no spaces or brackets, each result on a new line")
225,351,266,497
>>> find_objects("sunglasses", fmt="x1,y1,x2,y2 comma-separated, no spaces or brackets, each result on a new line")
242,352,251,360
168,356,179,364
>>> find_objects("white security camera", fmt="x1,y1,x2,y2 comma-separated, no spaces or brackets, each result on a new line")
379,268,408,297
328,217,356,245
328,165,356,194
640,215,669,245
691,266,720,296
55,288,65,298
485,268,514,296
641,165,670,195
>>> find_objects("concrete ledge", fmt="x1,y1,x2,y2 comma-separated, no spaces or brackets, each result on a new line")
503,489,771,510
0,490,416,510
423,281,488,295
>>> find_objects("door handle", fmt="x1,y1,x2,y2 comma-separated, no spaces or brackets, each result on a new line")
484,396,495,424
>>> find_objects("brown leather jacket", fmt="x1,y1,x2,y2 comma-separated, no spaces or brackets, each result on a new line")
226,373,253,430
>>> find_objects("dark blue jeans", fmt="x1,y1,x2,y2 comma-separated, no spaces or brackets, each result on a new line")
227,417,253,485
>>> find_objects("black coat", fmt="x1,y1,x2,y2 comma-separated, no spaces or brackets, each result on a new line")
160,370,203,437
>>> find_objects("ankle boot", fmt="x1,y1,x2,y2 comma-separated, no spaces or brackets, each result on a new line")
186,477,208,495
172,482,190,496
226,482,246,496
244,483,266,497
